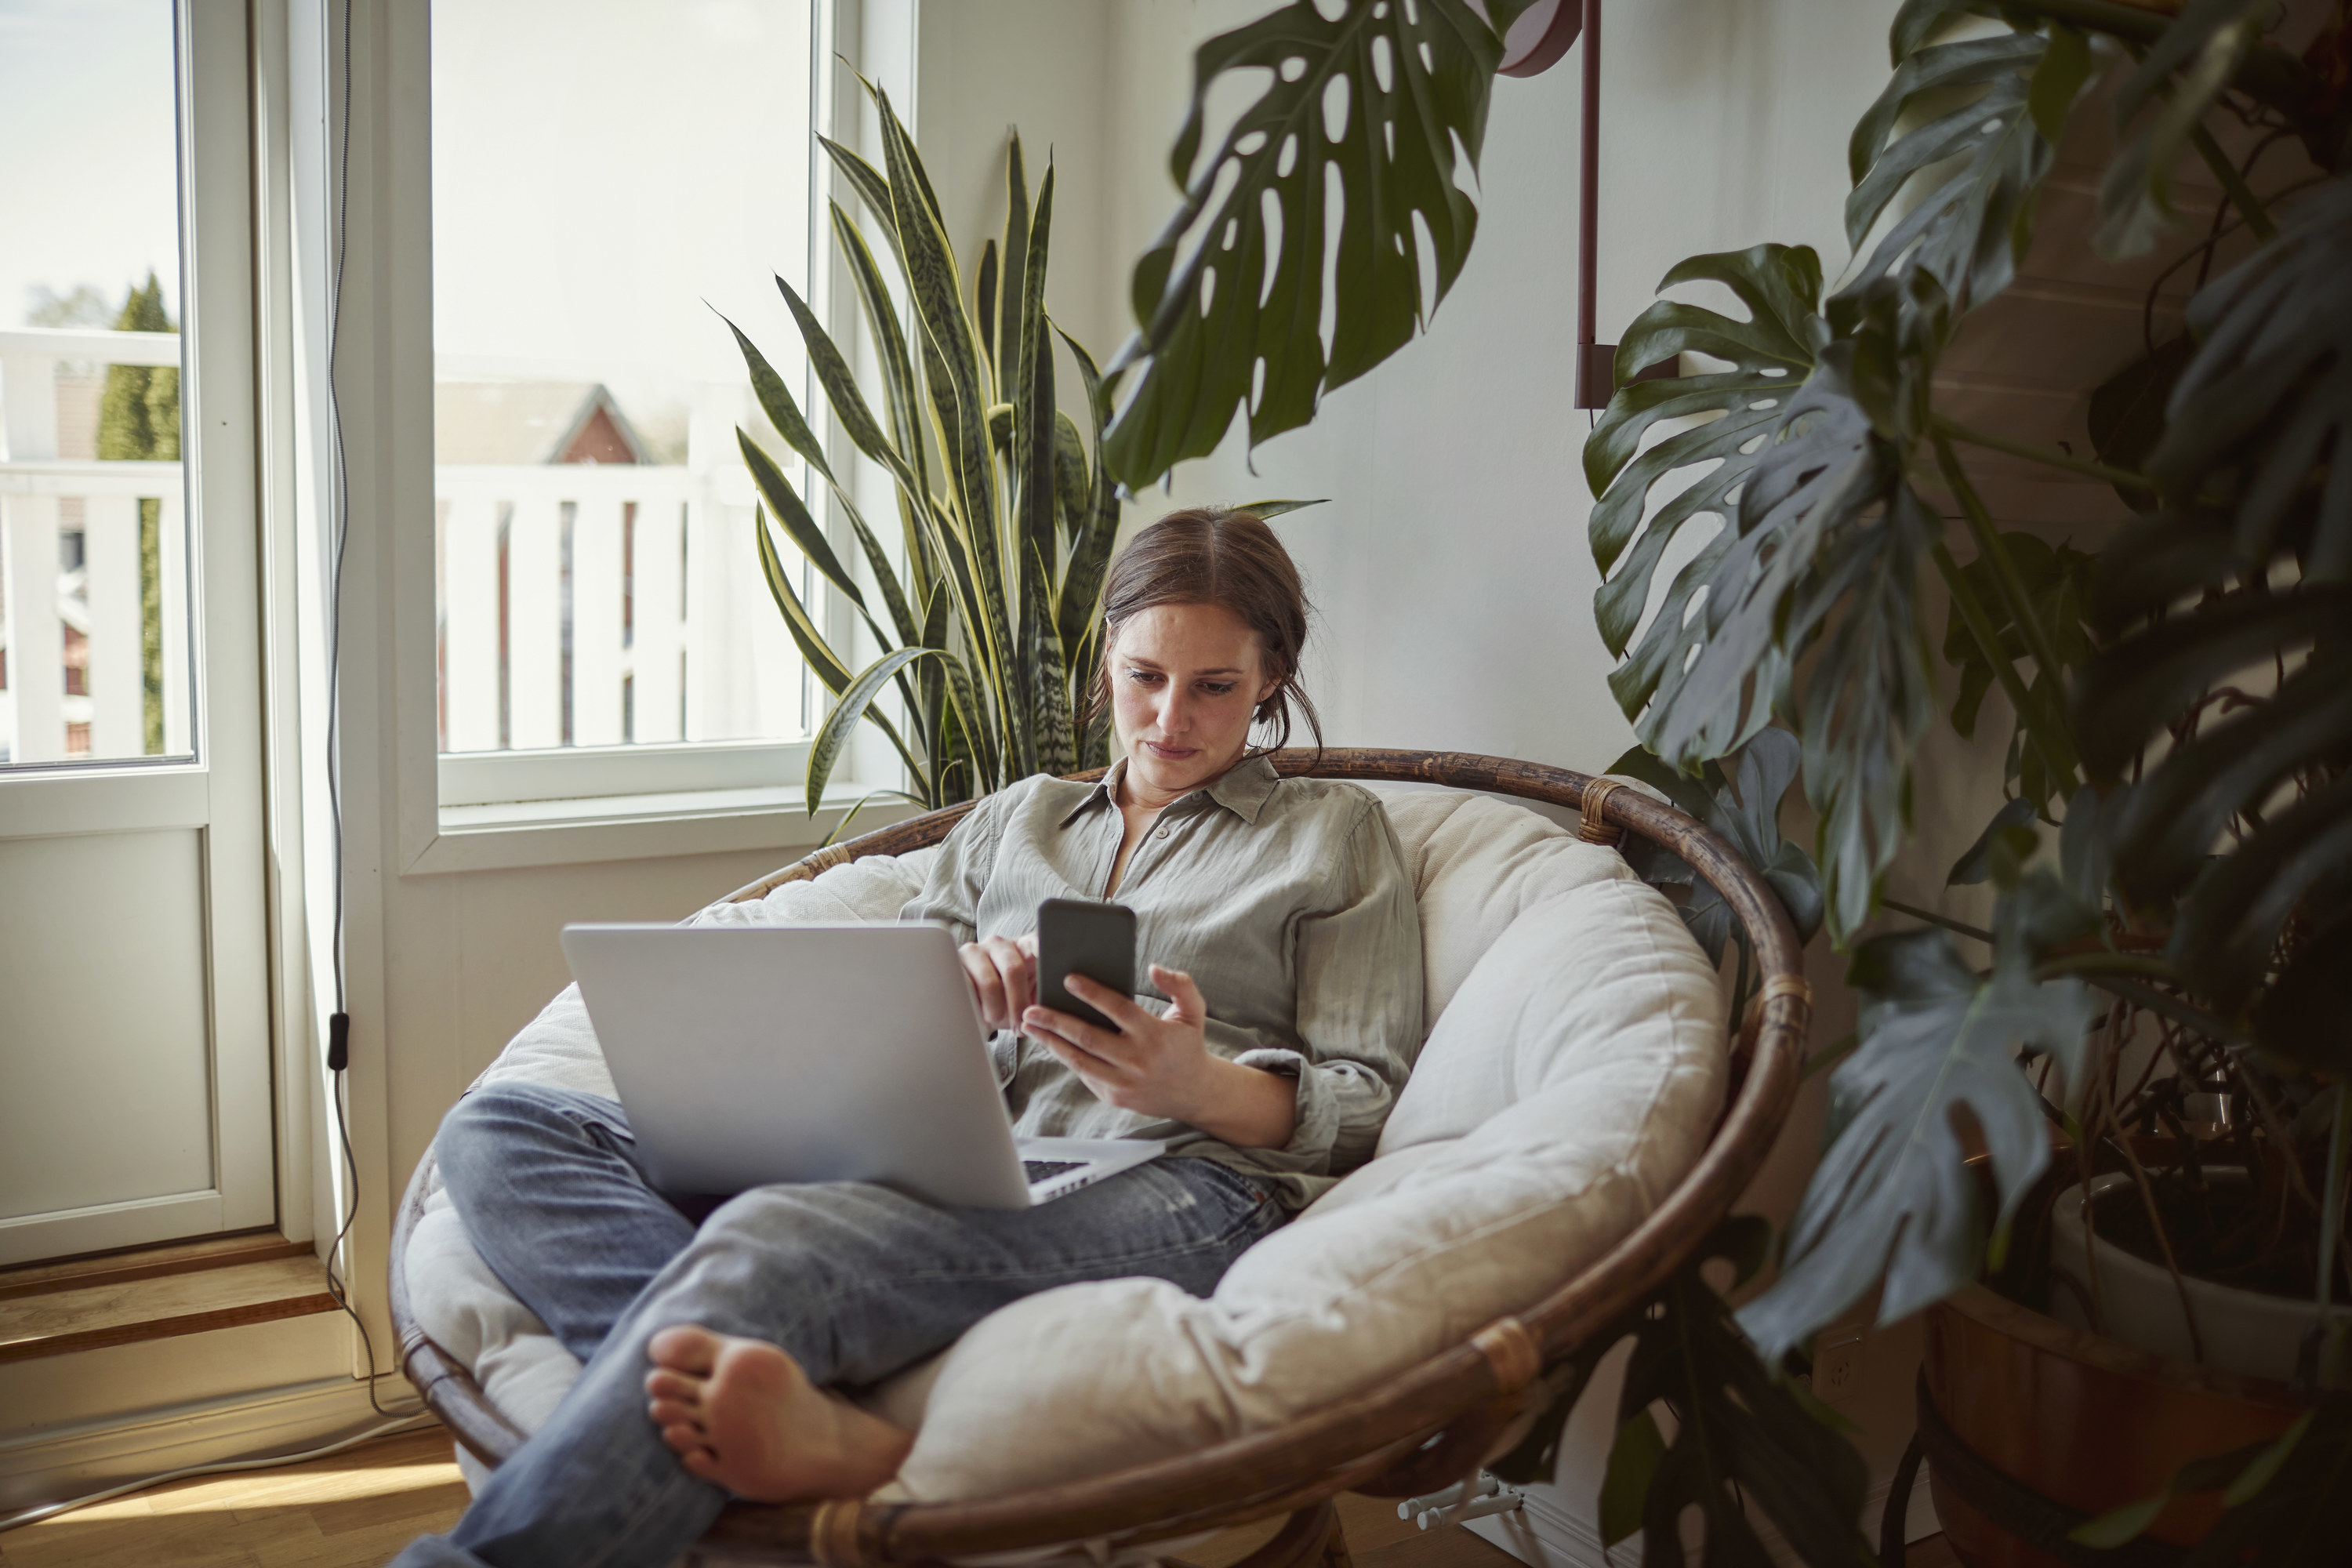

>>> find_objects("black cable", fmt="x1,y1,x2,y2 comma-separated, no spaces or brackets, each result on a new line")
326,1,351,1026
316,0,409,1422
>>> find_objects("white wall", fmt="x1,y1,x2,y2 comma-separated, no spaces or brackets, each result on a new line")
915,2,1120,357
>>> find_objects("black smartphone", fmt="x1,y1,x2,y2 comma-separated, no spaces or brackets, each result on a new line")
1036,898,1138,1033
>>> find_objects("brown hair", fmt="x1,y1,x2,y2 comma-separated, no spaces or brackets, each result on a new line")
1093,506,1323,755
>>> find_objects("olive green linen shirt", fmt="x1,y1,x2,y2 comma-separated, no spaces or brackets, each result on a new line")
898,754,1425,1210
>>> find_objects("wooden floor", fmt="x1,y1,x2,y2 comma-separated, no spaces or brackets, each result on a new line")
0,1429,469,1568
0,1427,1962,1567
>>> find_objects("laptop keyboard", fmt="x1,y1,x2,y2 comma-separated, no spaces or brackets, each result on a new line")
1023,1160,1086,1182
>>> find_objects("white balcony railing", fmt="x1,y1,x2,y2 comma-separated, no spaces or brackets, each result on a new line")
3,330,807,781
435,460,798,760
0,329,191,768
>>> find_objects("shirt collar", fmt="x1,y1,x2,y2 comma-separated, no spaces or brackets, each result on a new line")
1058,752,1282,827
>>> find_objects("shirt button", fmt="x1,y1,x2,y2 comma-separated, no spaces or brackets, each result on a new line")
1154,827,1169,840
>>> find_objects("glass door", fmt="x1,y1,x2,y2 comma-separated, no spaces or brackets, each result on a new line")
0,0,274,1264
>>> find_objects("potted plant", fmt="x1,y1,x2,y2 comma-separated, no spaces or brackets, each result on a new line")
1104,0,2352,1560
725,89,1127,827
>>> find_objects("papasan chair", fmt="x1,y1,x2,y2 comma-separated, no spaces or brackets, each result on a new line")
390,748,1809,1567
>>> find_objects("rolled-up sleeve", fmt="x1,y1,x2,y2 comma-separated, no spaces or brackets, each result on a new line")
898,796,1005,944
1232,800,1424,1175
898,797,1023,1084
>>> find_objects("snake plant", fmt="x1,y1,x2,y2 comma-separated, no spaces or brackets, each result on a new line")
730,86,1123,822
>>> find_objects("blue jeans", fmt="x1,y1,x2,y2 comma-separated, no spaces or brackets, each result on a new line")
393,1083,1285,1568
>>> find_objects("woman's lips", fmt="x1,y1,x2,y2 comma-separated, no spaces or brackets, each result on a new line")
1144,740,1194,760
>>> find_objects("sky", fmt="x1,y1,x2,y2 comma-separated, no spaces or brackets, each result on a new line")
432,0,815,457
0,0,182,330
0,0,814,456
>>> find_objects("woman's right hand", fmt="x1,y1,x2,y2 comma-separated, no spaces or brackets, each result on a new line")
958,933,1038,1032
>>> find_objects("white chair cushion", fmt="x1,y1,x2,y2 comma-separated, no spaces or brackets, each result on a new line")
887,872,1722,1499
401,792,1725,1504
1370,789,1633,1032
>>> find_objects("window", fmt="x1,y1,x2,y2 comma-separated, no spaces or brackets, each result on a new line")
429,0,822,811
1,4,194,771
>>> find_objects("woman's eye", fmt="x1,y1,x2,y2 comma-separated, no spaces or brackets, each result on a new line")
1202,682,1236,696
1125,669,1162,686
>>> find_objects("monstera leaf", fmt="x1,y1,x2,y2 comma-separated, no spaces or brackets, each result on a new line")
2077,180,2352,1063
2147,179,2352,579
1941,531,2098,813
1840,16,2082,321
1608,1225,1872,1568
1738,877,2096,1360
1491,1218,1873,1568
1586,245,1827,728
1592,8,2082,942
2097,0,2273,256
2080,592,2352,1062
1103,0,1528,487
1608,731,1824,987
1895,0,2328,258
2092,0,2340,258
1642,275,1947,943
1595,285,1939,943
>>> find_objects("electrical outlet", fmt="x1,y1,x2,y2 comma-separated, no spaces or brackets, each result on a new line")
1813,1327,1867,1403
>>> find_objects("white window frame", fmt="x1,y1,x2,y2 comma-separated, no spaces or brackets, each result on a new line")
391,0,916,875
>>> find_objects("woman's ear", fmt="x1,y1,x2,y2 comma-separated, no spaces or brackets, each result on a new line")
1254,660,1284,718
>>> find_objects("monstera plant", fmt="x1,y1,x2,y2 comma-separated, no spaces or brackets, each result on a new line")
1117,0,2352,1559
1104,0,1541,485
730,88,1125,824
1592,0,2350,1342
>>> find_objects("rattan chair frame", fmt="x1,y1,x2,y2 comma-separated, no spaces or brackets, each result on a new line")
387,748,1809,1567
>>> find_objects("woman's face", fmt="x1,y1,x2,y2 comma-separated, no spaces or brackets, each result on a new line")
1108,602,1279,806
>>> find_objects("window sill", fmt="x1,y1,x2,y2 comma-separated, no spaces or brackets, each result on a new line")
405,784,917,876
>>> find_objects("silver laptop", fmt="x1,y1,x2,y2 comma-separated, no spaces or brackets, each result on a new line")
558,923,1162,1209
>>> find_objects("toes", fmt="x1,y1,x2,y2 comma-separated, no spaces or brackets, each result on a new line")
644,1368,704,1404
648,1398,702,1432
648,1324,721,1374
659,1421,710,1458
679,1449,726,1486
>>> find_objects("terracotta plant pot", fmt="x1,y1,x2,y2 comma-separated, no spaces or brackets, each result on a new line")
1919,1283,2308,1567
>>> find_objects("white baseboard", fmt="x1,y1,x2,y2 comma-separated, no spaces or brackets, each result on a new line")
0,1372,434,1513
1465,1464,1940,1566
1464,1482,1613,1568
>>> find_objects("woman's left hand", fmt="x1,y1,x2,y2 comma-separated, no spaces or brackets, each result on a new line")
1023,966,1298,1149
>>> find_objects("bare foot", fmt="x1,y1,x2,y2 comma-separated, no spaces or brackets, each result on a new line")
644,1326,913,1502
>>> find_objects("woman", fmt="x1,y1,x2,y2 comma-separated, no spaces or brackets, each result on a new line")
394,508,1424,1568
